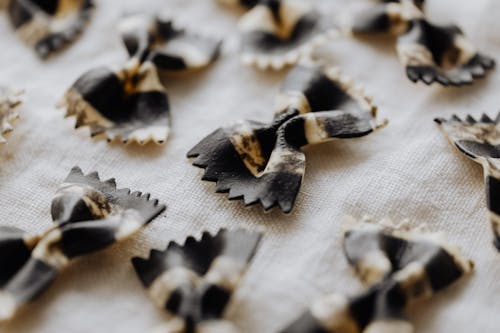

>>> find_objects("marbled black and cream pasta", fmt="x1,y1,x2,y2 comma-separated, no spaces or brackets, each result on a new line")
281,218,473,333
132,228,262,333
188,61,385,213
0,166,165,321
351,0,495,86
436,113,500,251
3,0,94,58
60,13,221,145
218,0,338,70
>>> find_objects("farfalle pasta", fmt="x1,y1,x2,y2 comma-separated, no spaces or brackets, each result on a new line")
0,86,22,144
132,228,262,333
3,0,94,58
60,13,221,145
351,0,495,86
436,113,500,251
0,167,165,321
281,218,473,333
218,0,338,70
188,61,385,213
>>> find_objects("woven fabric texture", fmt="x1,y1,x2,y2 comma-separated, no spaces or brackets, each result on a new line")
0,0,499,332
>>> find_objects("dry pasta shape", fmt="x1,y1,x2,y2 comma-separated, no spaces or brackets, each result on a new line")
119,13,221,72
5,0,94,59
60,13,221,145
281,219,473,333
0,166,166,321
218,0,338,70
0,86,23,144
132,228,262,333
435,113,500,250
188,61,385,213
351,0,495,86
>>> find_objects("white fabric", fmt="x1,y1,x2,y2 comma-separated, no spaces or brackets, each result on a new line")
0,0,499,332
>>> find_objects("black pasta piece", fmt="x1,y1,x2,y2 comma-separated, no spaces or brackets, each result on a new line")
188,61,385,213
0,166,166,321
60,13,221,145
281,220,473,333
218,0,338,70
4,0,94,59
132,228,262,333
435,113,500,251
0,86,23,144
351,0,495,86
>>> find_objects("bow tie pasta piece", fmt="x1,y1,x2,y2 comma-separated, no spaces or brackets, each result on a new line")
60,14,221,145
0,166,165,321
132,228,262,333
351,0,495,86
236,0,338,70
119,13,221,72
350,0,424,35
281,219,473,333
188,61,385,213
435,113,500,250
398,20,495,86
5,0,94,58
0,87,23,144
61,61,170,144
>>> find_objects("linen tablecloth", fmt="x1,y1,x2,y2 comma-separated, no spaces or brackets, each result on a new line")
0,0,499,332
